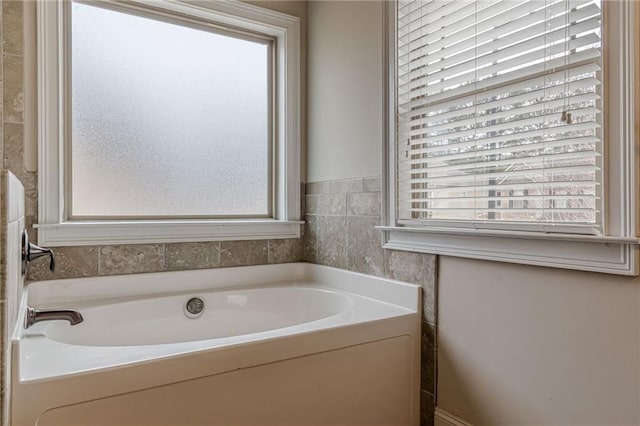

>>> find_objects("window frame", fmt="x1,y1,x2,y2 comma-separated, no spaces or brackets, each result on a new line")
36,0,302,246
382,0,640,275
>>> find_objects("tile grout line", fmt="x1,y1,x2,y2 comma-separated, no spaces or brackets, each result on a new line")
97,245,102,276
1,52,23,59
2,119,25,125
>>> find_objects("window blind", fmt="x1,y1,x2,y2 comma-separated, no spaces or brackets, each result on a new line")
396,0,602,232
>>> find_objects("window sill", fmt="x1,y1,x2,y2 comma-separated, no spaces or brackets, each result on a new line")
35,220,303,246
378,226,639,276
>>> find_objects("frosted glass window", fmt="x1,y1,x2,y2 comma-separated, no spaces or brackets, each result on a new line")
70,2,271,218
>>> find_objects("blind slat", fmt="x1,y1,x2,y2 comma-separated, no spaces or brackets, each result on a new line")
399,0,497,44
401,31,600,98
399,150,599,176
402,121,600,155
399,50,601,111
404,110,599,148
399,0,473,35
399,137,600,166
400,3,599,72
401,180,599,194
400,194,599,203
399,164,599,185
399,62,600,115
399,80,599,124
399,0,592,70
409,208,597,213
404,101,599,139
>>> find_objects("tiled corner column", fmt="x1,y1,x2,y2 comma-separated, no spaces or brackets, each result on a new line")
304,177,438,426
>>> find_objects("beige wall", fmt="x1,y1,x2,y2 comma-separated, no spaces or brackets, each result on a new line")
438,256,640,425
307,0,382,182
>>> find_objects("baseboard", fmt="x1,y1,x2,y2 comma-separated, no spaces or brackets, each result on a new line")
434,407,475,426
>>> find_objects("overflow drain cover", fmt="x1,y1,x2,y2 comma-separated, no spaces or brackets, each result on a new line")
185,297,205,318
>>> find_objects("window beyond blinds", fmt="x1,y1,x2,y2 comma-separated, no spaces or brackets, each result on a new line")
396,0,602,232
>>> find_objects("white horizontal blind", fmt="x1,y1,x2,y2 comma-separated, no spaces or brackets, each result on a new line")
396,0,602,232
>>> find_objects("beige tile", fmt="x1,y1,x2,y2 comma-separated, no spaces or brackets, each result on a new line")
0,171,7,222
219,240,268,267
165,242,219,271
268,238,303,264
306,193,346,215
3,122,35,191
2,1,23,56
3,54,23,122
347,192,381,216
99,244,164,276
385,250,428,282
303,215,319,263
317,216,347,268
27,246,99,281
421,320,436,395
420,390,435,426
306,181,331,194
422,259,438,325
24,189,36,219
331,178,363,193
300,182,307,217
347,216,383,276
363,177,381,192
384,250,437,324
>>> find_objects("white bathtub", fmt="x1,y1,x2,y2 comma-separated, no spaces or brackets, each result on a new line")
11,262,420,425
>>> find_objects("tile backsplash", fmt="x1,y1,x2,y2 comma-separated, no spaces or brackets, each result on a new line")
27,238,304,281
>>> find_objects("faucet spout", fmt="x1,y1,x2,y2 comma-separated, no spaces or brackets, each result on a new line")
25,305,84,329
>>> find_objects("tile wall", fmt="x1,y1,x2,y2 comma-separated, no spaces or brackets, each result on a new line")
27,238,304,280
305,177,438,426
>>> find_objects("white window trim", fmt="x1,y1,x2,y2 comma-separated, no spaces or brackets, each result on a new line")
36,0,301,246
382,0,640,275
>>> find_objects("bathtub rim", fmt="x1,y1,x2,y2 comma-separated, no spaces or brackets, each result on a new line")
24,262,420,310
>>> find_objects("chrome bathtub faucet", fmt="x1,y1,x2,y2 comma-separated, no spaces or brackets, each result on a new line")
21,229,56,275
24,305,84,329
